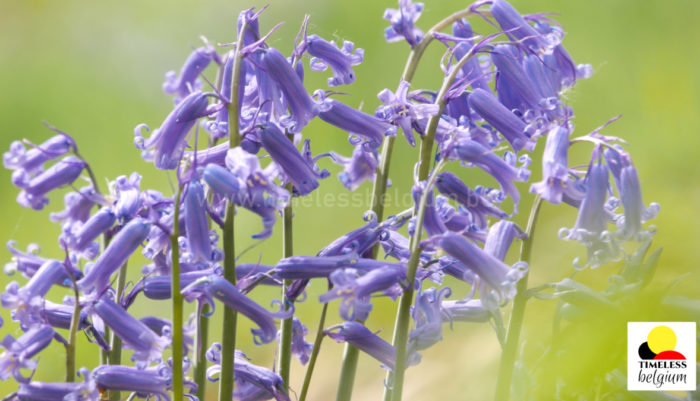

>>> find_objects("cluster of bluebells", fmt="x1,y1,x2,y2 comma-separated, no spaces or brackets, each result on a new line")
0,1,658,400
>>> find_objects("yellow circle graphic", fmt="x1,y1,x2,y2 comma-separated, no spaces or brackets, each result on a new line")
647,325,676,354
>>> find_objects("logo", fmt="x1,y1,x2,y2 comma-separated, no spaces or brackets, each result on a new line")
628,322,696,391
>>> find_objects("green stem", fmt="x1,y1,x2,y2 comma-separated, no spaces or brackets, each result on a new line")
277,194,294,389
299,295,330,401
108,261,128,401
171,187,184,401
219,19,247,401
494,196,543,401
195,303,211,401
64,264,81,382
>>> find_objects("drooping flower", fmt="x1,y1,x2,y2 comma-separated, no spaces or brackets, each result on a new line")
375,80,440,146
318,96,396,149
258,122,329,196
183,179,215,262
77,218,151,294
41,300,90,332
3,134,74,175
306,34,364,87
182,275,291,344
206,344,290,401
93,363,196,400
257,47,319,133
330,145,379,191
0,325,58,382
491,45,544,112
134,91,222,170
437,232,527,308
467,88,535,152
435,172,507,229
383,0,424,47
441,299,490,324
282,317,312,365
529,125,570,203
490,0,553,54
408,287,451,353
319,264,407,321
111,172,142,221
90,294,169,366
163,45,218,103
16,368,98,401
325,321,420,370
14,156,86,210
318,212,382,257
50,186,104,229
61,207,116,260
483,220,524,261
452,19,490,92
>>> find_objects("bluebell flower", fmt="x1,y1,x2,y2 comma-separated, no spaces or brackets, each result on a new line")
257,48,319,133
111,172,142,221
41,300,90,331
325,321,420,370
436,171,507,229
50,186,104,229
284,317,312,365
61,207,116,260
491,45,544,112
206,344,290,401
306,34,364,86
529,125,570,203
331,144,379,191
163,45,218,103
0,325,57,382
16,368,98,401
2,259,72,329
383,0,424,47
140,316,195,356
559,159,619,268
318,96,396,149
318,212,382,257
411,183,448,237
452,19,490,92
134,91,221,170
93,363,196,400
483,220,524,261
275,253,396,280
467,88,535,152
437,232,527,308
408,287,451,353
441,299,490,324
14,156,86,210
376,80,439,146
258,123,329,196
604,149,659,241
123,268,217,307
319,264,407,321
452,139,530,210
90,294,169,366
490,0,553,54
3,134,74,175
4,242,48,280
182,275,291,345
534,21,592,88
438,256,478,284
77,218,151,294
183,179,215,262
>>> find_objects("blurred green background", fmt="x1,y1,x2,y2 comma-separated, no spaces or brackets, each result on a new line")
1,0,698,399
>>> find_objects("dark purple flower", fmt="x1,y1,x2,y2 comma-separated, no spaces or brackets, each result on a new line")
206,345,290,401
437,232,527,308
0,325,57,382
319,264,407,321
182,275,291,345
376,80,439,146
490,0,552,54
184,180,215,262
331,144,379,191
14,156,86,210
77,218,151,294
467,88,534,152
257,48,319,133
306,34,363,86
91,294,169,366
134,91,221,170
491,45,543,111
318,97,396,149
258,123,328,196
529,125,570,203
383,0,424,47
163,45,218,103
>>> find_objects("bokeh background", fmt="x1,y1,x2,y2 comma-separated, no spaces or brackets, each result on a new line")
1,0,698,399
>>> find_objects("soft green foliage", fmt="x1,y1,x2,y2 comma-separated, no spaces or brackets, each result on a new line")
1,0,698,399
